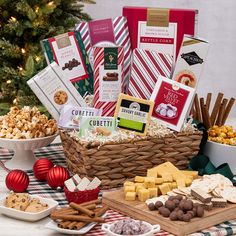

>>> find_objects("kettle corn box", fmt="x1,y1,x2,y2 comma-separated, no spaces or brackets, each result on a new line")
123,6,198,61
172,35,209,88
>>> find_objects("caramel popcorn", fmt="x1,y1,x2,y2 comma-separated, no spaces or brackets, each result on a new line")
208,125,236,146
0,106,58,139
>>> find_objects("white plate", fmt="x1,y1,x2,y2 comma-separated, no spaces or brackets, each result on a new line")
45,213,107,235
0,194,58,222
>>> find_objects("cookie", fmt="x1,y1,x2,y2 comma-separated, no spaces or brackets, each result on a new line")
54,90,68,105
5,193,30,211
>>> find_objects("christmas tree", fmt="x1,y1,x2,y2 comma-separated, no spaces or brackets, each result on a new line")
0,0,94,115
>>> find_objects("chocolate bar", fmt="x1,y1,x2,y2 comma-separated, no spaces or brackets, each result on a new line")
211,198,227,208
191,187,212,203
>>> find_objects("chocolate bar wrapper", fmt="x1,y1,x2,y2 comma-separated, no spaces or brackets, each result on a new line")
172,35,209,88
128,48,173,100
123,6,198,60
41,31,93,97
75,17,132,90
93,46,124,116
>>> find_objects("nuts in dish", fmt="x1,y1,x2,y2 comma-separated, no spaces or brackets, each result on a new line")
0,106,57,139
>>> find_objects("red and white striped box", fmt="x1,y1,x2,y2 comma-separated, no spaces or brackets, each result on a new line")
128,49,173,100
75,17,132,91
93,46,124,116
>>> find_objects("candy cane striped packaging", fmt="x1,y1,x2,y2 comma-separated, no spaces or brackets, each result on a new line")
93,46,124,116
128,49,173,100
75,17,132,91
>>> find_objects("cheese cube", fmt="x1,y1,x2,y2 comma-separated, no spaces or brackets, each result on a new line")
155,185,161,195
138,189,150,202
155,178,164,184
176,178,186,188
125,192,136,201
124,181,134,187
148,188,158,198
136,185,145,195
134,176,145,183
144,177,155,188
147,168,157,177
166,182,173,190
185,177,193,187
124,186,135,194
162,173,173,182
134,182,144,189
171,182,177,189
159,183,171,195
181,170,198,179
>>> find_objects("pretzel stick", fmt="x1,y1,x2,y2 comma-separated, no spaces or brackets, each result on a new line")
210,92,224,125
203,105,212,129
194,94,201,122
70,202,95,217
222,98,236,125
216,99,228,126
205,93,212,110
200,98,206,125
51,214,105,223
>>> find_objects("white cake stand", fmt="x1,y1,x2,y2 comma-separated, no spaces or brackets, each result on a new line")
0,134,58,170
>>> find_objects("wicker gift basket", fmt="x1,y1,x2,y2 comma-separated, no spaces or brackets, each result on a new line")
60,119,202,189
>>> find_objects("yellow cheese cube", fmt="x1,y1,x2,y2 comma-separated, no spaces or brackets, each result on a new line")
176,178,186,188
124,186,135,194
155,178,164,184
124,181,134,187
155,185,161,196
138,189,150,202
144,177,155,188
166,182,173,190
185,177,193,187
147,168,158,178
181,170,198,179
159,183,171,195
134,182,144,188
161,173,173,182
171,182,177,189
125,192,136,201
134,176,145,183
148,188,158,198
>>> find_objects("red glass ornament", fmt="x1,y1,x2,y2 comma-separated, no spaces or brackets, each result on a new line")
47,165,70,189
5,169,29,192
33,158,54,181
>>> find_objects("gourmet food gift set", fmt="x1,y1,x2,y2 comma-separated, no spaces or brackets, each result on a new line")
1,5,236,236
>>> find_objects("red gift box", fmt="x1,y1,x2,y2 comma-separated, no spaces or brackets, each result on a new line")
64,186,100,204
123,6,197,60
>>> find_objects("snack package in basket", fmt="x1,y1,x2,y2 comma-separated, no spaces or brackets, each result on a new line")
93,46,125,116
41,31,93,97
75,17,132,90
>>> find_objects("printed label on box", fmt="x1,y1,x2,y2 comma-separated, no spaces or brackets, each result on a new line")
137,21,177,60
150,76,195,131
114,93,154,135
79,116,117,137
58,105,102,129
27,62,87,120
48,32,88,83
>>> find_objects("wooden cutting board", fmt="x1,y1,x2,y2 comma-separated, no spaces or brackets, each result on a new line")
103,189,236,236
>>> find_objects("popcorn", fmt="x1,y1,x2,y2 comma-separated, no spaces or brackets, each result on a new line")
0,106,58,139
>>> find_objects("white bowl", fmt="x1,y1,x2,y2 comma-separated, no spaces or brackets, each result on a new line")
0,133,58,170
0,194,58,222
204,140,236,174
102,220,160,236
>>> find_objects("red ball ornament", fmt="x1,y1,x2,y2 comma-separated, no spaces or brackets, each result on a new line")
33,158,54,181
5,169,29,192
47,165,70,189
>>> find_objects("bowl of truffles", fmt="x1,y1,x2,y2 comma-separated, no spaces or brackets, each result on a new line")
0,106,58,170
102,218,160,236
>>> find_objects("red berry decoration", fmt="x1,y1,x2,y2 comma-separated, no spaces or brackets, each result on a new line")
47,165,70,189
33,158,54,181
5,169,29,192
